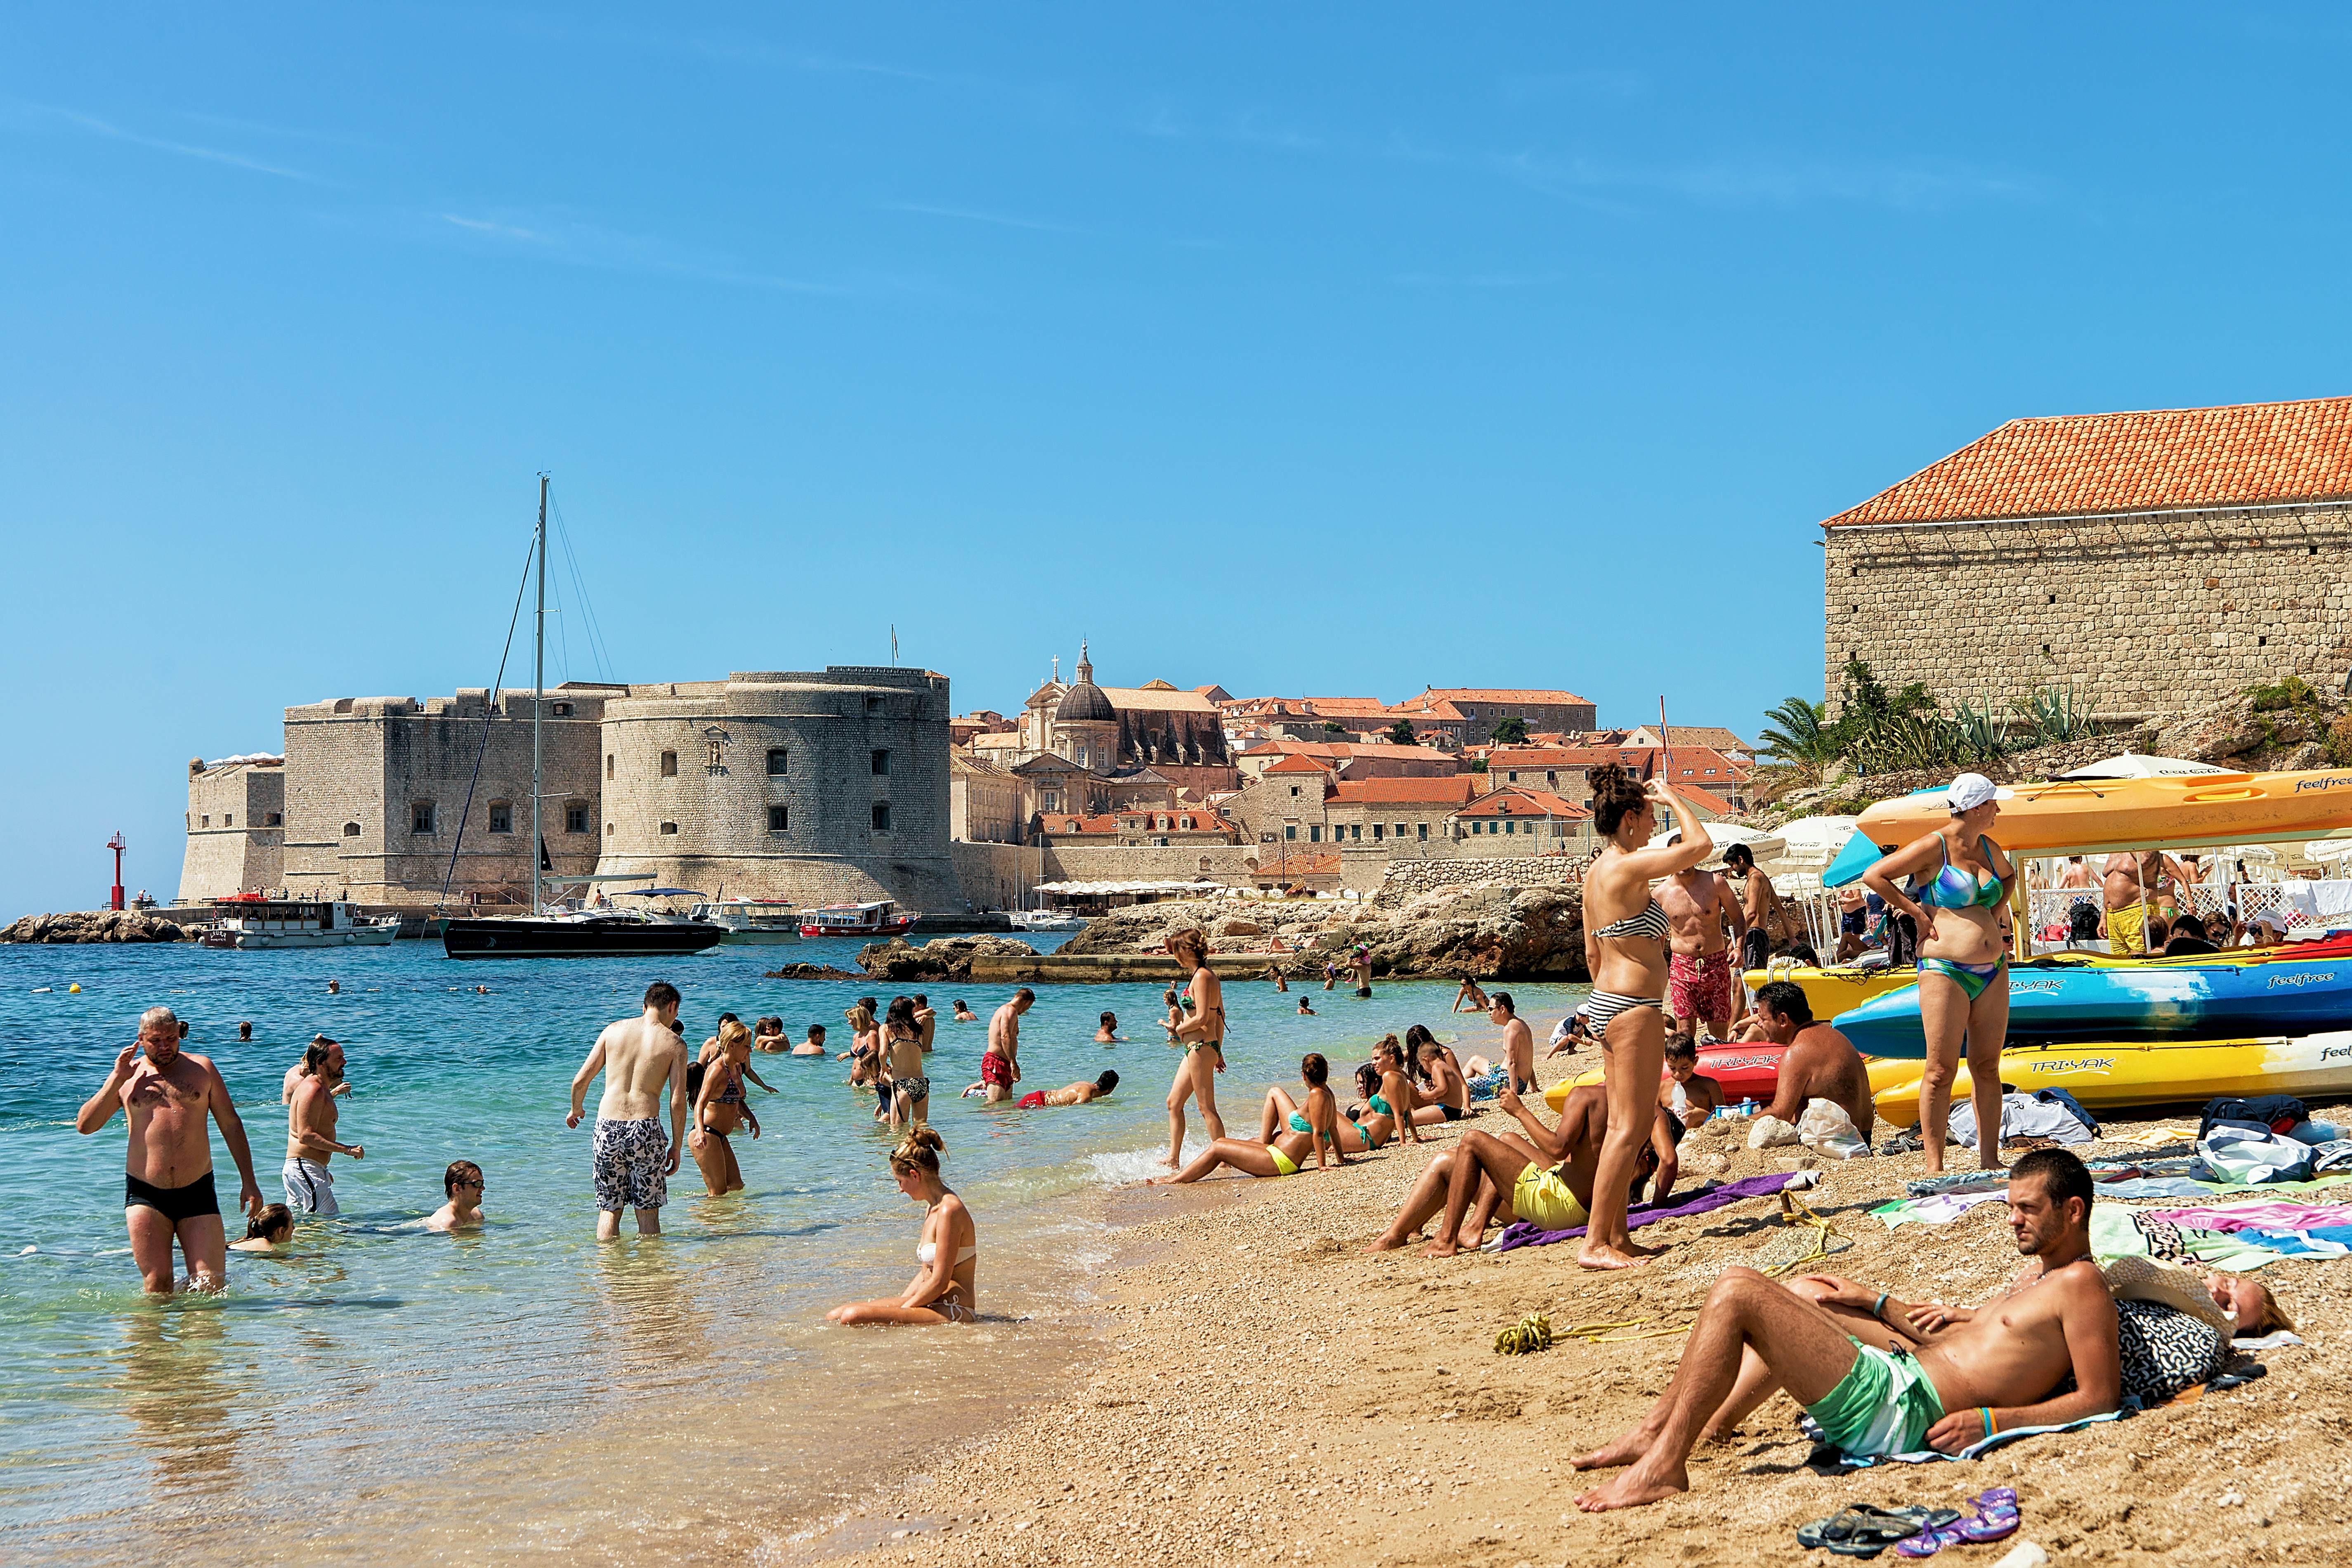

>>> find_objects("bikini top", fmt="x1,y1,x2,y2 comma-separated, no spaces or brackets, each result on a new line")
1594,899,1671,942
1368,1093,1395,1118
1910,834,2007,912
916,1240,978,1266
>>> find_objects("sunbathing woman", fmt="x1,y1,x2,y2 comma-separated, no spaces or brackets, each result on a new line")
1579,762,1715,1270
1269,1063,1392,1155
1162,927,1228,1168
687,1019,761,1195
827,1129,977,1326
1155,1054,1343,1183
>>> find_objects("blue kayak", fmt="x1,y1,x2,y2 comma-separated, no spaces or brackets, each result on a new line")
1831,946,2352,1058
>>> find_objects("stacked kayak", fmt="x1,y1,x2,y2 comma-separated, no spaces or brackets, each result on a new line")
1848,765,2352,857
1873,1035,2352,1126
1832,935,2352,1058
1543,1040,1788,1112
1741,962,1917,1023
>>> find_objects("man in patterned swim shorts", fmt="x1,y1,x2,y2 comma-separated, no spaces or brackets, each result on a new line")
569,980,691,1239
1658,836,1746,1042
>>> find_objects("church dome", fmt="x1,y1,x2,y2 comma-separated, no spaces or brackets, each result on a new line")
1055,679,1116,723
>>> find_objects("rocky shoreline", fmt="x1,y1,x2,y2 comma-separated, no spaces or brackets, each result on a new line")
1,909,192,944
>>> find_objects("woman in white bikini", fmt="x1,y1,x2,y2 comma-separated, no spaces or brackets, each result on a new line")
827,1129,977,1326
1579,763,1714,1270
1161,927,1227,1168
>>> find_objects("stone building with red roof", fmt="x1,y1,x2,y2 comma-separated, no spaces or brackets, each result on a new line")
1823,395,2352,716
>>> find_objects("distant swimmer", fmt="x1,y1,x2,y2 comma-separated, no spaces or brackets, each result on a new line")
231,1203,295,1254
827,1129,977,1326
791,1024,828,1057
425,1161,485,1232
567,981,691,1240
752,1016,786,1052
76,1005,265,1293
1263,965,1289,993
1094,1011,1123,1043
952,999,978,1023
1452,975,1491,1013
327,980,340,995
283,1033,353,1103
1296,997,1316,1015
979,989,1032,1104
284,1037,362,1216
1018,1072,1118,1109
238,1021,253,1043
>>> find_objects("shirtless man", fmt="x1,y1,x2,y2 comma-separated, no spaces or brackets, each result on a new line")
76,1006,265,1293
2102,848,2192,955
1018,1071,1119,1108
1658,842,1747,1041
285,1037,363,1216
913,994,938,1053
791,1024,828,1056
567,980,691,1239
980,989,1033,1103
2056,855,2094,890
952,999,978,1023
1570,1148,2119,1511
425,1160,484,1232
282,1034,353,1103
1367,1081,1678,1254
1749,980,1876,1138
1722,843,1782,972
1488,992,1535,1095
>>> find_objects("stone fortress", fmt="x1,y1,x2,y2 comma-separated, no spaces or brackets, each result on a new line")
1823,395,2352,718
177,667,959,914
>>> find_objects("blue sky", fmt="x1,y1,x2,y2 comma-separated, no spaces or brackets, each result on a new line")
5,5,2351,912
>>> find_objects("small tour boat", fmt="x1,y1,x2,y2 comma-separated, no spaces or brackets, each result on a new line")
687,900,804,945
1007,908,1086,932
799,900,919,940
201,895,402,950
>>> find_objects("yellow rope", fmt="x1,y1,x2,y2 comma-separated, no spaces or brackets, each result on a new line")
1759,1189,1855,1278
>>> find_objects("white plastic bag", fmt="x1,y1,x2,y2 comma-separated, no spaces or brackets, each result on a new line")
1748,1114,1800,1150
1797,1098,1870,1159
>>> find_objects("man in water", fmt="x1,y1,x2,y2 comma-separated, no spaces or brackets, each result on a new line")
1570,1149,2120,1510
791,1024,828,1056
567,980,690,1239
1018,1072,1119,1108
283,1032,353,1103
425,1160,484,1232
1658,837,1747,1042
285,1037,363,1215
979,989,1032,1103
1723,843,1782,972
1488,992,1535,1094
952,999,978,1022
1749,980,1876,1140
913,994,937,1053
75,1005,265,1293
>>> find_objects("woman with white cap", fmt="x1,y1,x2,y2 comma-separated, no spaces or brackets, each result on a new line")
1860,771,2016,1174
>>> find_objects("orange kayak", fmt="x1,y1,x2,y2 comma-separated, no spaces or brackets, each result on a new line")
1851,767,2352,857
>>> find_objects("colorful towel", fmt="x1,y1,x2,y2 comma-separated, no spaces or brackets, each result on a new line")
2144,1199,2352,1233
1490,1172,1804,1251
1821,1407,2132,1467
1871,1192,2012,1230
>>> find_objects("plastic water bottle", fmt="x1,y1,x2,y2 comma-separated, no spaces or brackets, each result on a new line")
1738,1098,1756,1119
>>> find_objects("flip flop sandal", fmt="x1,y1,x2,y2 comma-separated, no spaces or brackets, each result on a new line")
1956,1488,2020,1544
1831,1505,1953,1556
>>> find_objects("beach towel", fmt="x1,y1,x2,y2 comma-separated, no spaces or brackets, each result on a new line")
1490,1172,1806,1252
2143,1198,2352,1233
2090,1207,2306,1272
1817,1407,2131,1468
1870,1191,2011,1230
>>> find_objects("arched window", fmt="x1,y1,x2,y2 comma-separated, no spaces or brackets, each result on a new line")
342,822,361,837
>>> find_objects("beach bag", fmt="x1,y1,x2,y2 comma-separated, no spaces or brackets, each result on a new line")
2033,1086,2101,1140
2199,1095,2309,1141
1797,1099,1870,1160
2195,1125,2314,1185
2114,1299,2230,1405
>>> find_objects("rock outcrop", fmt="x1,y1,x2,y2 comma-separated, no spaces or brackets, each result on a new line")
2,910,191,944
761,962,866,981
856,935,1040,982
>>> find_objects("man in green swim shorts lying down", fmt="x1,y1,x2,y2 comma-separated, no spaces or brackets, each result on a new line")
1570,1148,2120,1512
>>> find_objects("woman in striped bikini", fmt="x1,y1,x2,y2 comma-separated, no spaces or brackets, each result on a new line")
1862,772,2016,1175
1578,764,1717,1271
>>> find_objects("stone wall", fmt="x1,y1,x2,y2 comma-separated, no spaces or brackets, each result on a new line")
176,761,285,902
1370,854,1587,909
1823,503,2352,716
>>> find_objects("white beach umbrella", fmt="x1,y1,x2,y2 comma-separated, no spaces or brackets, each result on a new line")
1771,815,1861,865
1648,822,1785,864
2057,752,2234,780
2302,839,2352,864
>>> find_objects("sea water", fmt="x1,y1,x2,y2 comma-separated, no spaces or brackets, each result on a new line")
0,937,1588,1566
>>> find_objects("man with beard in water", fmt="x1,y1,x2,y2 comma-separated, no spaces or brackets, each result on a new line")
76,1006,266,1293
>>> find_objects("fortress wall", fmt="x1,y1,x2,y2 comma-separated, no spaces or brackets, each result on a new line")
175,764,285,902
1823,503,2352,717
595,669,963,912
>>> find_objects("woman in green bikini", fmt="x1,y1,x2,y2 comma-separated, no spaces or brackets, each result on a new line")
1264,1063,1395,1154
1155,1054,1345,1183
1861,772,2016,1175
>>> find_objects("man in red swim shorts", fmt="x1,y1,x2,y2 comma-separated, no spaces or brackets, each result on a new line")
1657,837,1746,1042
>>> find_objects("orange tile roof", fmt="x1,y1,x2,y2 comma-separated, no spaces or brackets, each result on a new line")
1327,776,1481,806
1454,787,1591,819
1263,753,1334,775
1253,852,1343,877
1036,814,1118,834
1486,748,1605,770
1824,395,2352,527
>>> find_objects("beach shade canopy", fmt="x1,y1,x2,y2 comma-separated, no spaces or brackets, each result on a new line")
2057,752,2234,780
2304,839,2352,864
1772,815,1861,865
1647,821,1783,865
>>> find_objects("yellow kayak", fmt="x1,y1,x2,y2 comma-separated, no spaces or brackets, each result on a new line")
1745,964,1917,1021
1853,765,2352,856
1872,1034,2352,1125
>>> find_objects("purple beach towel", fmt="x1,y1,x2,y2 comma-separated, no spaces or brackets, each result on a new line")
1492,1172,1805,1251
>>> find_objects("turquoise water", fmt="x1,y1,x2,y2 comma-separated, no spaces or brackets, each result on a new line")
0,937,1587,1566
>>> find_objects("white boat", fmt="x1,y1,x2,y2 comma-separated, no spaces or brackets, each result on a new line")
1007,908,1086,932
687,900,804,945
201,895,401,949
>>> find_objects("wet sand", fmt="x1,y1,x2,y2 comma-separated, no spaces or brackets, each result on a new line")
805,1086,2352,1567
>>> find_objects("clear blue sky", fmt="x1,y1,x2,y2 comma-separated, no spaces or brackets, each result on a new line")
6,6,2350,913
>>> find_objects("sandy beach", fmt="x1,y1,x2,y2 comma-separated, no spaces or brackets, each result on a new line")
805,1082,2352,1568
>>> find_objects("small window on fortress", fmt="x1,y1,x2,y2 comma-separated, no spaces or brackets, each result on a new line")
224,814,234,827
606,823,615,836
872,749,891,776
551,702,574,717
872,802,891,832
606,754,615,781
1417,823,1428,841
567,805,590,834
343,822,360,837
488,802,512,834
659,821,678,836
200,815,211,828
661,751,678,778
767,748,789,776
768,805,789,833
413,803,436,834
267,812,282,827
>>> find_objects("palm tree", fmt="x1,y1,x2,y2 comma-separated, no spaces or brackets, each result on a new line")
1757,697,1837,781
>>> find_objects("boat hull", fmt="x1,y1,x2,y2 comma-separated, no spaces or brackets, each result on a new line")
1872,1034,2352,1124
1851,766,2352,856
1544,1041,1793,1112
1743,965,1918,1023
210,926,400,950
1833,945,2352,1058
441,917,726,959
798,918,916,940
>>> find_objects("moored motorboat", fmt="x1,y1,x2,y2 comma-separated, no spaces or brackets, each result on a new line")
200,895,402,950
687,900,804,945
799,900,919,940
442,908,724,959
1007,909,1086,932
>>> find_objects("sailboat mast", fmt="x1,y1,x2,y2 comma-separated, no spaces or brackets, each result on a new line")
532,474,547,916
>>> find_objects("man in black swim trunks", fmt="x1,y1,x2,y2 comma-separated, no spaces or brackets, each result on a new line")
76,1005,265,1293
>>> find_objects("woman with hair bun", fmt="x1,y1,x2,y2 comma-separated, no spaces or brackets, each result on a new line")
1577,761,1714,1270
827,1129,978,1325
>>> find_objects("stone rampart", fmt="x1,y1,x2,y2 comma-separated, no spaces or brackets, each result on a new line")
1370,854,1587,909
1824,503,2352,716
